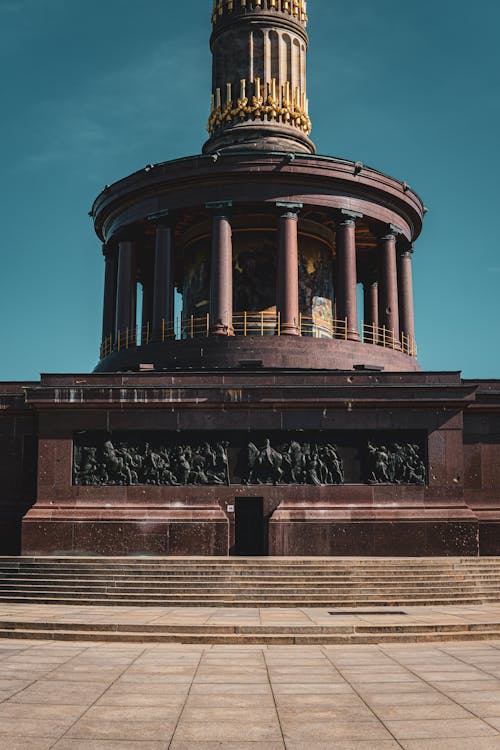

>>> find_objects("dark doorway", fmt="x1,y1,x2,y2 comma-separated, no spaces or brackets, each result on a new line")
234,498,266,556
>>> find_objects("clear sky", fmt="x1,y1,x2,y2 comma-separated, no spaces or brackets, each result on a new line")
0,0,499,381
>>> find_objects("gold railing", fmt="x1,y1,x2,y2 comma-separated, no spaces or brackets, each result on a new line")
100,313,417,360
362,323,417,358
212,0,308,24
207,80,312,137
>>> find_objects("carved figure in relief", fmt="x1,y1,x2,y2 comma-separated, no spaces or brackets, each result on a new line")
142,444,161,485
74,447,99,486
239,439,345,486
368,442,426,486
74,436,425,488
241,442,260,485
119,445,139,484
305,450,323,486
256,439,284,485
102,441,133,486
324,444,345,484
214,442,230,485
286,441,306,483
173,446,192,485
368,442,391,484
405,444,426,485
73,438,231,487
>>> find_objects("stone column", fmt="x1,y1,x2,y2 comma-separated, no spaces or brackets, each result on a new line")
208,202,234,335
363,280,379,344
141,266,154,338
101,243,118,344
276,202,302,336
152,221,175,341
116,236,136,339
333,256,339,322
378,229,400,345
336,211,361,340
398,245,415,344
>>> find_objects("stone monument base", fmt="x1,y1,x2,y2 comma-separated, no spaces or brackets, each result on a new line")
0,368,496,557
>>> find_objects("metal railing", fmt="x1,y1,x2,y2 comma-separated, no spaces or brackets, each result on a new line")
100,312,417,360
362,322,417,358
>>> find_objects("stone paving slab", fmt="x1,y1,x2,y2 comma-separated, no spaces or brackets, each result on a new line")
0,640,499,746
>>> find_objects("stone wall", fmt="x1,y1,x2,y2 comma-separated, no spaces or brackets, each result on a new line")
0,387,37,554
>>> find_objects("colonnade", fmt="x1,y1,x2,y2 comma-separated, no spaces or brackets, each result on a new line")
101,204,416,354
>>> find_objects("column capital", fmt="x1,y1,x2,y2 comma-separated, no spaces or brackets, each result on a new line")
378,223,404,242
102,242,115,259
337,209,363,226
111,223,140,245
276,201,303,220
147,209,175,227
206,200,233,216
399,242,414,257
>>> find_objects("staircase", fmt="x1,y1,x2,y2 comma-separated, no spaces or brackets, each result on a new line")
1,557,500,608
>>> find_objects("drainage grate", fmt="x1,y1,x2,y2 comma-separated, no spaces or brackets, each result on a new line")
329,610,407,616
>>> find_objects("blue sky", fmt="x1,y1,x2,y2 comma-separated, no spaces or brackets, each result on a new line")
0,0,499,380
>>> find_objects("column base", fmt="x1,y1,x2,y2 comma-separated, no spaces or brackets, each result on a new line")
280,325,300,336
210,325,235,336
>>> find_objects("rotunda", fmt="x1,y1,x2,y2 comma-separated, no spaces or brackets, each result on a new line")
93,0,423,374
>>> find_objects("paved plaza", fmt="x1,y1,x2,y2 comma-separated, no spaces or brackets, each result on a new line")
0,638,500,748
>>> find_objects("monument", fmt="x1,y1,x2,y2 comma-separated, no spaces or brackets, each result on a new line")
1,0,499,556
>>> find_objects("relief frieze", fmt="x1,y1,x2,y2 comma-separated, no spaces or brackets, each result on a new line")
73,432,426,488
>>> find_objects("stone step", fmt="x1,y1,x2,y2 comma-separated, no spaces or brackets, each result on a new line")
0,593,492,603
0,583,493,592
5,560,500,566
0,580,490,590
3,570,493,579
0,620,499,644
4,557,500,608
2,567,498,576
0,570,500,585
0,586,499,597
5,572,500,583
5,560,500,570
0,573,477,580
0,570,500,583
0,574,497,584
2,620,500,636
5,568,500,578
0,594,491,607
